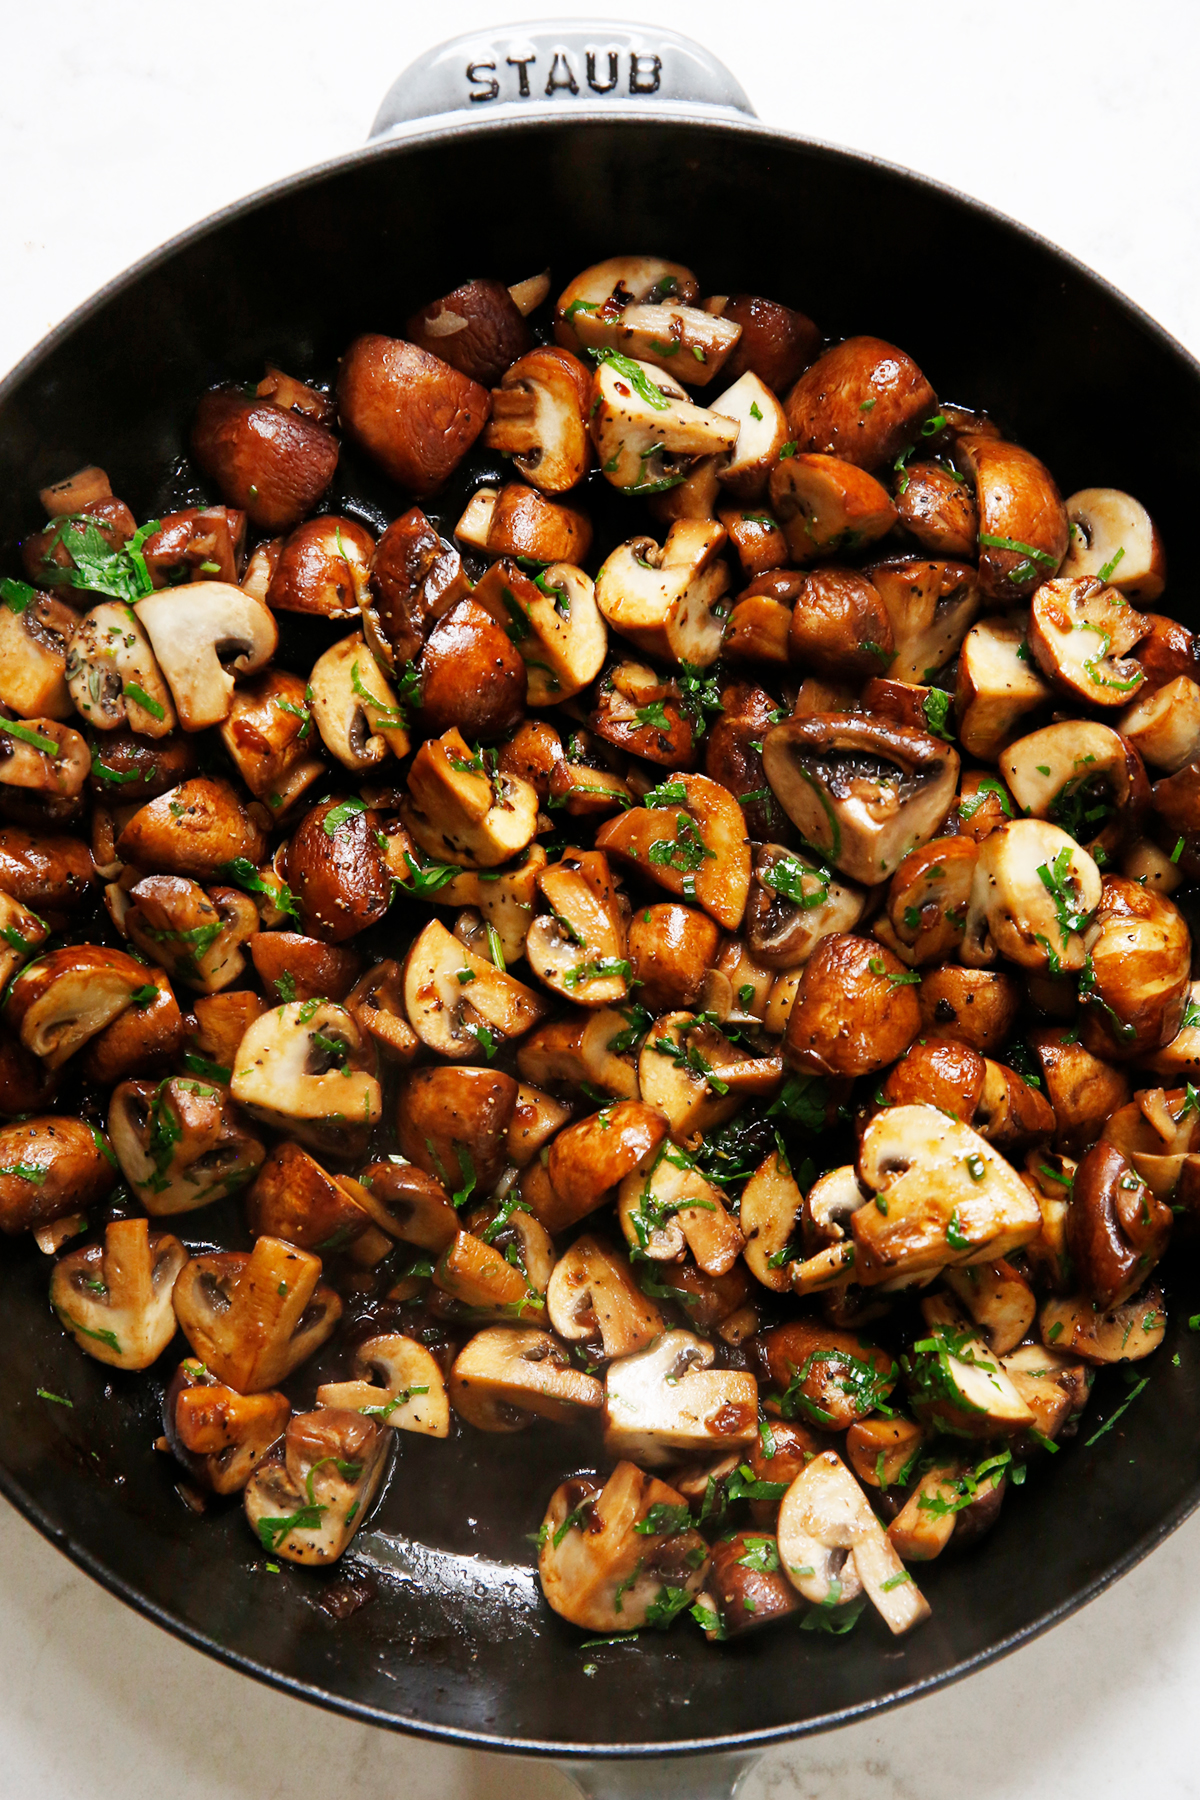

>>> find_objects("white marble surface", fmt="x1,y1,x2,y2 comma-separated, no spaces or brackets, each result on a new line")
3,2,1200,1794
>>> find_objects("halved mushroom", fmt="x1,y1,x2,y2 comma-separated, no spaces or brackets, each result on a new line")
245,1139,376,1254
1060,488,1165,601
1135,612,1200,688
342,960,418,1066
603,1329,758,1466
1029,577,1149,707
594,519,730,668
867,559,982,686
894,460,979,558
436,846,546,966
717,507,791,584
471,558,606,706
954,615,1052,760
1066,1140,1173,1309
402,917,548,1061
762,714,959,886
1078,876,1190,1060
955,433,1069,603
756,1318,897,1431
316,1332,449,1438
0,1115,117,1234
1001,721,1148,865
0,825,90,915
395,1064,518,1198
449,1326,603,1431
850,1104,1042,1284
768,453,897,563
163,1359,291,1495
360,505,470,672
845,1416,926,1492
109,1075,264,1216
537,1459,709,1633
285,796,392,944
191,386,339,532
0,890,48,994
337,333,490,494
618,1141,745,1276
739,1148,804,1293
526,849,629,1009
713,292,820,392
961,819,1102,975
65,602,176,737
5,944,154,1067
141,502,246,588
1028,1026,1132,1158
124,876,257,993
454,482,593,568
546,1235,664,1361
116,777,266,881
782,336,936,471
974,1058,1057,1153
173,1235,342,1390
872,1036,987,1128
872,836,977,968
589,355,739,496
51,1217,186,1371
785,935,921,1079
243,1408,389,1565
638,1011,780,1147
134,583,277,731
1104,1086,1200,1197
590,660,696,766
0,587,79,723
777,1450,929,1634
1039,1282,1166,1364
784,565,893,680
1115,676,1200,775
483,346,592,493
407,276,532,385
942,1259,1037,1354
596,771,751,930
745,845,864,971
230,1001,381,1157
914,966,1017,1054
701,1530,802,1638
215,671,326,818
403,727,539,869
558,257,739,385
248,931,362,1006
1000,1343,1091,1446
264,515,374,620
81,965,183,1086
520,1100,667,1235
905,1295,1036,1437
711,373,789,500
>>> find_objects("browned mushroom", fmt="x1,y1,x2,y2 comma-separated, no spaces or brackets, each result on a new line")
520,1100,667,1235
1029,577,1148,707
243,1408,389,1564
163,1359,291,1495
894,460,980,558
407,277,531,385
785,935,921,1078
173,1235,342,1390
450,1325,603,1429
786,566,894,680
626,903,720,1013
0,1115,117,1234
285,797,392,944
1077,876,1190,1060
537,1460,708,1632
109,1074,264,1216
961,819,1102,975
191,386,339,533
116,778,266,881
746,844,865,969
756,1318,897,1431
777,1449,930,1633
316,1332,449,1437
1000,721,1148,862
1039,1282,1166,1364
81,965,184,1085
51,1217,187,1370
917,965,1020,1053
337,334,490,494
603,1328,758,1465
1060,488,1166,601
456,482,593,568
483,346,592,493
5,944,155,1067
956,433,1069,603
217,671,326,816
782,337,937,470
714,293,819,391
866,559,982,687
1067,1140,1172,1310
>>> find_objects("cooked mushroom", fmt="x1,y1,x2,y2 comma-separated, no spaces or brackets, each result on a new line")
109,1075,264,1216
618,1141,745,1275
455,482,592,568
1060,488,1165,601
471,559,606,707
116,777,266,880
955,433,1069,603
905,1295,1036,1436
711,373,789,500
449,1326,603,1431
777,1449,929,1633
1078,876,1190,1059
709,293,819,392
537,1459,709,1632
483,346,592,493
1067,1140,1172,1309
558,257,739,385
747,844,865,969
526,849,629,1009
739,1148,806,1294
163,1359,291,1495
1117,676,1200,774
217,670,326,815
436,847,546,966
308,631,409,773
594,519,730,668
244,1139,374,1252
1000,720,1147,864
134,583,277,731
403,727,539,869
230,1000,382,1157
248,930,362,1005
961,819,1102,975
394,1064,518,1197
639,1011,781,1146
756,1317,897,1431
316,1332,449,1438
360,505,470,672
785,566,893,681
1029,577,1148,707
0,1114,117,1234
894,460,980,558
518,1099,667,1236
698,1529,801,1638
0,587,80,722
191,386,338,532
65,602,176,737
243,1408,389,1565
1000,1343,1091,1446
265,516,374,619
845,1415,926,1492
285,796,392,944
407,276,531,384
5,944,155,1067
402,917,548,1061
912,965,1018,1055
596,771,751,930
51,1217,186,1371
866,559,982,686
81,965,183,1085
784,935,921,1079
942,1259,1037,1354
626,903,720,1013
173,1235,342,1390
0,824,92,913
125,876,257,992
768,453,897,563
337,334,490,494
545,1235,664,1361
589,355,739,496
590,660,696,766
1039,1282,1166,1364
782,336,936,471
1027,1026,1132,1158
954,615,1052,760
603,1329,758,1466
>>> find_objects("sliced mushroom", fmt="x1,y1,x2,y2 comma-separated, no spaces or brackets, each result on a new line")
402,917,548,1061
596,771,751,930
471,559,606,707
230,1001,381,1157
618,1141,745,1276
558,258,738,384
905,1295,1036,1436
603,1329,758,1467
309,632,410,775
739,1147,804,1293
343,960,418,1066
1039,1282,1166,1364
109,1075,264,1216
974,1057,1057,1154
243,1408,389,1565
316,1332,449,1438
1060,488,1165,601
747,844,866,969
5,944,154,1067
588,355,739,495
1000,1343,1091,1446
590,660,696,767
777,1450,929,1634
163,1359,291,1495
526,849,629,1008
449,1326,603,1431
961,819,1102,975
594,519,730,668
51,1217,186,1371
546,1235,664,1361
955,615,1052,760
134,583,276,731
173,1235,342,1390
65,602,176,737
403,727,539,869
337,334,489,494
0,1115,117,1234
867,559,982,686
116,777,267,881
537,1459,709,1632
851,1104,1042,1284
436,846,546,966
1029,577,1148,708
711,372,789,500
483,346,592,493
845,1416,926,1492
768,453,897,563
454,482,592,568
943,1259,1037,1354
955,433,1069,603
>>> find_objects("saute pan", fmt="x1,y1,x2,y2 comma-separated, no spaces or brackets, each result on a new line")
3,21,1200,1800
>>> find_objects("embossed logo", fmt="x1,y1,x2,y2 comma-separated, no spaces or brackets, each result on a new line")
466,48,663,104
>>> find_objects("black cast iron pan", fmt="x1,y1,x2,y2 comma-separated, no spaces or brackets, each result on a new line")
2,22,1200,1800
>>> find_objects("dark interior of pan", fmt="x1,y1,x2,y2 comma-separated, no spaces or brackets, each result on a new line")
2,115,1200,1758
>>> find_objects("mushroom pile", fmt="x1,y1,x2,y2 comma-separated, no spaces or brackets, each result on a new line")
3,254,1195,1646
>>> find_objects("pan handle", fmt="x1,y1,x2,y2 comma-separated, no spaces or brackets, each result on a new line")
368,21,756,138
557,1750,760,1800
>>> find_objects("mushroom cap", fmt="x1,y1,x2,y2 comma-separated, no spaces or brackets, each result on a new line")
956,433,1069,602
596,771,752,931
6,943,153,1068
243,1407,390,1565
785,934,921,1078
962,818,1102,975
173,1235,342,1391
190,388,338,533
0,1114,118,1234
449,1326,603,1432
116,777,267,881
337,334,490,495
782,336,937,471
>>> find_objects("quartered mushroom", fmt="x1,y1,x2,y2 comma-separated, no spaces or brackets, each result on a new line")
762,714,960,886
483,346,593,492
1000,1343,1091,1445
845,1415,926,1491
782,335,936,471
777,1449,929,1634
1029,577,1148,707
522,1100,667,1235
873,836,978,967
307,632,410,772
433,1225,548,1320
402,917,548,1061
338,333,488,495
747,843,865,968
173,1235,342,1391
191,382,338,532
0,587,80,722
768,453,897,563
756,1317,897,1431
395,1064,520,1195
109,1075,264,1215
588,355,739,496
218,670,326,816
711,372,789,500
243,1408,390,1566
316,1332,449,1438
739,1146,804,1292
0,1115,118,1234
627,903,720,1012
65,601,176,736
403,726,539,869
545,1235,664,1361
618,1141,745,1275
955,433,1069,603
1000,721,1148,861
1078,876,1190,1060
471,559,606,706
785,935,922,1079
955,615,1052,760
163,1359,291,1495
345,959,419,1065
436,847,546,966
246,1139,378,1255
942,1258,1037,1354
867,559,982,686
596,771,752,930
265,515,374,619
455,483,592,567
526,848,630,1008
894,459,979,558
558,255,739,384
1066,1140,1172,1309
1117,676,1200,773
638,1010,780,1146
125,875,258,993
961,819,1102,975
603,1329,759,1466
353,1158,459,1252
700,1530,801,1638
135,583,277,730
538,1459,709,1633
1060,487,1165,601
594,519,731,668
5,944,153,1067
916,965,1020,1054
449,1326,603,1431
116,776,267,882
230,1000,382,1156
1039,1283,1166,1364
51,1217,187,1370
